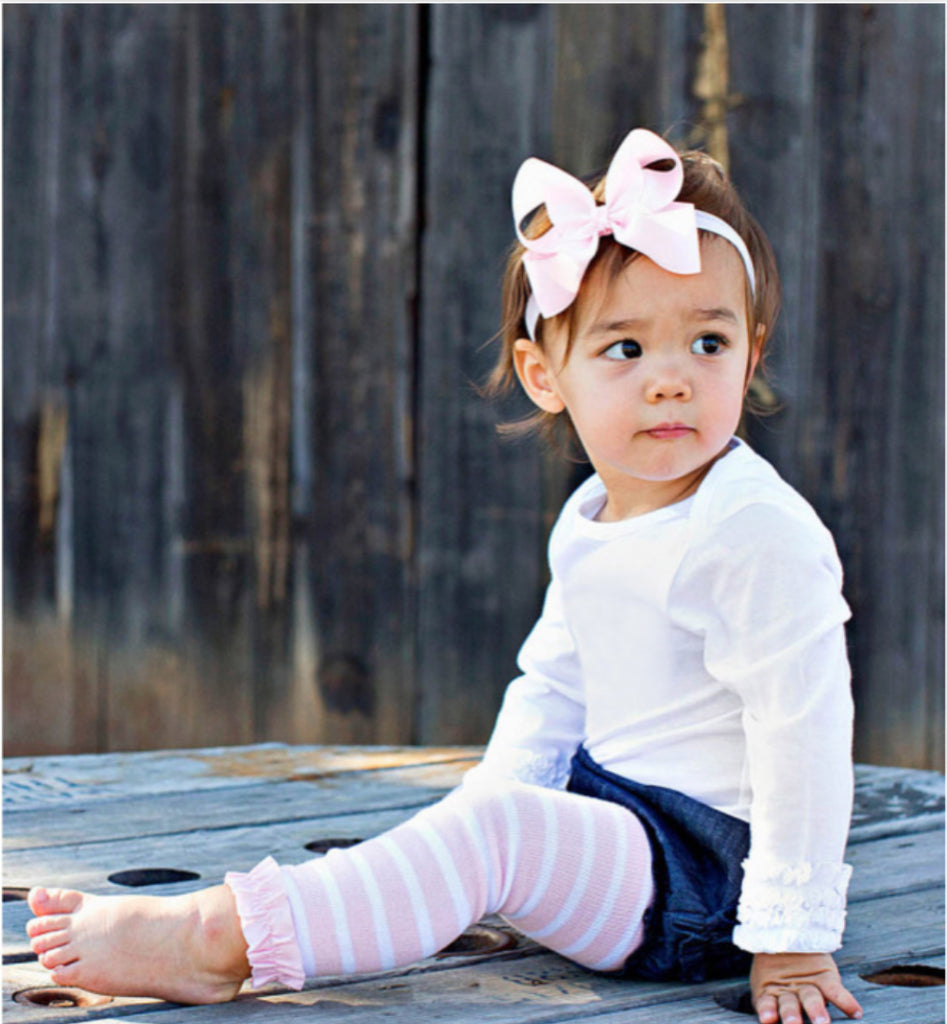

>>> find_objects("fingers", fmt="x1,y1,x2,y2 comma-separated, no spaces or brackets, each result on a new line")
798,984,831,1024
756,983,864,1024
751,952,864,1023
754,988,808,1024
755,992,779,1023
777,991,804,1024
824,978,864,1019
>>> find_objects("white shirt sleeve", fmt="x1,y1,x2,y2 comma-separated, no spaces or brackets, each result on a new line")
464,574,586,791
672,502,855,953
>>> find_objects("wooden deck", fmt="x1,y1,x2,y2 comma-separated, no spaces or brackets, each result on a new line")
3,745,944,1023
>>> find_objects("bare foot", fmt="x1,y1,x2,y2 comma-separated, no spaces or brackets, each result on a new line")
26,885,250,1004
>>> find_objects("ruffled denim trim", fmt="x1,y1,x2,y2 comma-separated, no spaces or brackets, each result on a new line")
733,858,853,953
225,856,306,990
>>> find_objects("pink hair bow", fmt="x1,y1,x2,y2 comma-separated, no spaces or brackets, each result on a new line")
513,128,700,321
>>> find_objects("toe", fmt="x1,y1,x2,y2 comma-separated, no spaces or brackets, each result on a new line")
26,913,71,938
27,888,49,914
40,944,78,970
49,963,82,987
28,887,84,916
30,929,70,955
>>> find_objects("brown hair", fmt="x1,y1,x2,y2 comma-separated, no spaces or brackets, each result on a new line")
487,145,782,448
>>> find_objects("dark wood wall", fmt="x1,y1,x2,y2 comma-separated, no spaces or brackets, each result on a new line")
4,5,943,769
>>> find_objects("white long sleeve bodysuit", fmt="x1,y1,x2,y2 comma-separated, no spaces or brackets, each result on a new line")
466,438,856,953
226,439,856,987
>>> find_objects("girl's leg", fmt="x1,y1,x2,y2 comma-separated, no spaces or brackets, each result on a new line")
229,781,654,988
26,781,653,1001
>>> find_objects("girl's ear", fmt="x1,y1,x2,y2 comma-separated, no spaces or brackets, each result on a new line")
513,339,566,414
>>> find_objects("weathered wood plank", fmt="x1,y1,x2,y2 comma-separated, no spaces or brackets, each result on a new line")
3,3,944,774
846,887,946,958
289,5,420,747
5,794,943,897
2,3,107,757
4,788,943,961
811,6,945,772
2,806,442,959
3,763,476,851
2,7,91,758
7,980,942,1024
3,748,943,1023
0,4,423,755
2,745,481,807
552,5,697,169
733,4,945,771
6,893,940,1024
844,828,944,898
849,763,946,841
3,961,158,1022
414,5,556,746
6,751,941,843
2,803,448,894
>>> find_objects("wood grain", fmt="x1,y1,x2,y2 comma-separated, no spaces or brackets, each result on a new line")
3,746,944,1023
3,6,943,768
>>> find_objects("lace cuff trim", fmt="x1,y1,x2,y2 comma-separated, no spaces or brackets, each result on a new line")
466,748,571,790
224,856,306,990
734,858,853,953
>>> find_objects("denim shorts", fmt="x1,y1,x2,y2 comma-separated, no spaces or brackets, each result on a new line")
567,746,752,982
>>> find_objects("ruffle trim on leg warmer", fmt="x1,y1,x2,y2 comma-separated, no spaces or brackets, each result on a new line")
225,856,306,990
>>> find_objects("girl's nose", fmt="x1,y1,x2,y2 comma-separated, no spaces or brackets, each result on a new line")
645,367,692,403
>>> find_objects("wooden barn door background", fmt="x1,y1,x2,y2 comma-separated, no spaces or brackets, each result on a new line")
4,5,944,768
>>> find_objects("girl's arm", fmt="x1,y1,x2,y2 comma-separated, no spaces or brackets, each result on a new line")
734,612,862,1023
733,622,854,952
673,500,859,1020
679,502,855,948
465,574,585,791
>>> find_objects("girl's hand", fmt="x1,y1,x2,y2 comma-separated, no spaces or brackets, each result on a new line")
751,952,863,1024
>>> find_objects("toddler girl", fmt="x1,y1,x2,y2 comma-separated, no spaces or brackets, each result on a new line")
26,128,863,1024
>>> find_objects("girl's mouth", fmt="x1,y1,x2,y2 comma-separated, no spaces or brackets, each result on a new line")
645,424,694,440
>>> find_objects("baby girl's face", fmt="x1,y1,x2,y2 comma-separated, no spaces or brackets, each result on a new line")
525,237,756,520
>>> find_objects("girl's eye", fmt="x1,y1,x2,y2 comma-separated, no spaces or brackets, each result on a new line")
690,334,729,356
602,339,643,361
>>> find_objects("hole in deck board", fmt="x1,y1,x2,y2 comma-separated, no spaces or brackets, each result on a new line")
14,987,113,1009
304,838,364,854
435,926,516,958
108,868,201,887
713,987,756,1014
861,964,945,988
3,887,29,902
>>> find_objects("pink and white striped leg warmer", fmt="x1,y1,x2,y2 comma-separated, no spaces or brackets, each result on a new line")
225,781,654,989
